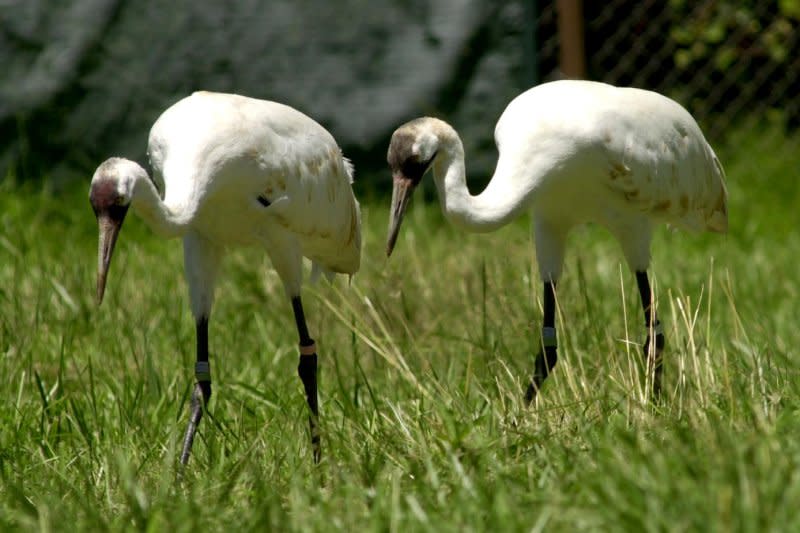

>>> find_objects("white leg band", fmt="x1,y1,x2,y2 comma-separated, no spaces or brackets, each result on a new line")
646,321,664,337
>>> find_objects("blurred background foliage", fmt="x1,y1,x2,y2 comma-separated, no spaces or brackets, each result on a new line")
0,0,797,191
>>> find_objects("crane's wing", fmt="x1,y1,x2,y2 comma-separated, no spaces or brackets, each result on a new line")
147,91,361,274
603,121,728,233
493,81,728,234
241,101,361,276
275,146,361,276
576,85,729,233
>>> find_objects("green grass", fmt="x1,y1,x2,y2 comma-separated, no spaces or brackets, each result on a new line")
2,123,800,531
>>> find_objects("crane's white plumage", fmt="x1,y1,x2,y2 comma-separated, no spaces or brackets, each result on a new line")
90,91,361,464
496,81,727,232
386,79,728,401
387,80,726,276
92,91,360,302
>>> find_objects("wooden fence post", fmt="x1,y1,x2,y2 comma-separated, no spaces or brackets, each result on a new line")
557,0,586,79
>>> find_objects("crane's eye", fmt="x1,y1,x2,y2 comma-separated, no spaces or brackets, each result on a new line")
401,151,437,184
106,202,130,222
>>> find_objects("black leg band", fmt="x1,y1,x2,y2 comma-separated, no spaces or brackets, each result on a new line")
297,353,319,412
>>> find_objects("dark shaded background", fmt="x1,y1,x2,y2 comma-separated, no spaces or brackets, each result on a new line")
1,0,797,190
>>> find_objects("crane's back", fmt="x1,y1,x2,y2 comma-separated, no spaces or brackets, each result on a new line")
147,91,361,274
494,80,727,233
148,92,339,194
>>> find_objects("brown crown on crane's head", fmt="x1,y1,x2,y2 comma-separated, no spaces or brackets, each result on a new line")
89,158,137,306
386,118,441,257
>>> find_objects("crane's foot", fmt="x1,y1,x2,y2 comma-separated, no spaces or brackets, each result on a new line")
180,379,211,466
525,345,558,404
298,348,321,464
643,326,665,401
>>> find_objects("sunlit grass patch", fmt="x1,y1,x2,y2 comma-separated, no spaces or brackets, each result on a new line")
2,124,800,530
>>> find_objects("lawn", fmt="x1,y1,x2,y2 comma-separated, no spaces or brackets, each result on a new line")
1,121,800,531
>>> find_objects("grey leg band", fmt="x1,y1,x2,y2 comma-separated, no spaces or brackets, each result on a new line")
195,361,211,382
542,326,557,348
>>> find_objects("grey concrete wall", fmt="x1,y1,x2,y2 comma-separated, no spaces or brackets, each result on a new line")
1,0,532,186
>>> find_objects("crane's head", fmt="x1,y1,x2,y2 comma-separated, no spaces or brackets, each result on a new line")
89,158,137,305
386,118,442,256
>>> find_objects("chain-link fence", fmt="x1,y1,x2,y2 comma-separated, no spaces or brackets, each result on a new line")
530,0,799,176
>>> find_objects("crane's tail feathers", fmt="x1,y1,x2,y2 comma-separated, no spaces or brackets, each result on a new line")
342,154,355,183
706,197,728,233
706,211,728,233
706,156,728,233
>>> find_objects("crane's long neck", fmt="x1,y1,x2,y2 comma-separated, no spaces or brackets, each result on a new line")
131,173,191,239
431,130,527,233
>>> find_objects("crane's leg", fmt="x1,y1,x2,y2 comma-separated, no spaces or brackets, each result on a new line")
526,280,558,404
527,219,567,404
181,317,212,465
291,296,321,463
179,233,220,466
636,271,664,398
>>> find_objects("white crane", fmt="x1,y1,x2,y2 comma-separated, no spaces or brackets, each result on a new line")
385,80,727,401
89,91,361,464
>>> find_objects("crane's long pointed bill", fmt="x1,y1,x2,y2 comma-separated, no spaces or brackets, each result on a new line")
96,214,124,305
386,176,414,257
